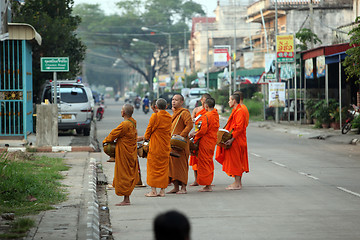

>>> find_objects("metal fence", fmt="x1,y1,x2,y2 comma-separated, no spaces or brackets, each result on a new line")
0,39,33,138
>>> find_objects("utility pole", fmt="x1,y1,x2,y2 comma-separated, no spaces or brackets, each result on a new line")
233,1,237,92
184,29,187,88
309,0,314,48
275,0,280,124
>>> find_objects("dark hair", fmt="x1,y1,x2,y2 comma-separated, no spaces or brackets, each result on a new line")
154,210,190,240
205,97,215,108
231,94,240,104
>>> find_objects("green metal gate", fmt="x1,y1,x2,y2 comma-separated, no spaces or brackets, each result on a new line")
0,39,33,139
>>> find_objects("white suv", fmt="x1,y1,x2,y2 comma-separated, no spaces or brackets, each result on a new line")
41,80,93,136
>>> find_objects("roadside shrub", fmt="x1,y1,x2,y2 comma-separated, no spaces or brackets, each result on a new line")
352,115,360,133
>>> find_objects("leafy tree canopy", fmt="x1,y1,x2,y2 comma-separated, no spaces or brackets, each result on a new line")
295,28,322,51
343,17,360,84
74,0,204,91
11,0,86,102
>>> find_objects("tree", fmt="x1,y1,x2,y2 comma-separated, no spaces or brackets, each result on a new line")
11,0,86,102
75,0,204,92
295,28,322,51
343,17,360,85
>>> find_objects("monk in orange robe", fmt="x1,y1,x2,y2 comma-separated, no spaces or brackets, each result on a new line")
167,94,193,194
189,93,211,186
215,93,249,190
103,104,139,206
190,97,219,192
138,98,172,197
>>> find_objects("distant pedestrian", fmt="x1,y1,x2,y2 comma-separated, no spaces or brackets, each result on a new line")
103,104,139,206
154,210,191,240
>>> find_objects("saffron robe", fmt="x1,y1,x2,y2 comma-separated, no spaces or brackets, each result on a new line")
194,109,220,186
103,117,139,196
189,108,207,171
144,110,172,188
169,108,193,184
215,104,249,177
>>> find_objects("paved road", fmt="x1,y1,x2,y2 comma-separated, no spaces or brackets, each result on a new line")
96,98,360,240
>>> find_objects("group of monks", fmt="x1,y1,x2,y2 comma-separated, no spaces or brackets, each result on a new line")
103,92,249,206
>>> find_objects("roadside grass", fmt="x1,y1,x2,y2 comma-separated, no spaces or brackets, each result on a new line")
220,99,264,121
0,217,35,239
0,152,70,216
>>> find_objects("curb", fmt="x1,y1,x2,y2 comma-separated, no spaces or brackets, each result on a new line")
0,145,97,153
87,158,100,240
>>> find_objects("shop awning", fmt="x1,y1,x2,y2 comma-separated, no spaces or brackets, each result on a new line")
325,51,347,64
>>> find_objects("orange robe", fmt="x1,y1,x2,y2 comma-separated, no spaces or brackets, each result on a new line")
103,117,139,196
194,109,220,186
189,108,207,171
169,108,193,184
215,104,249,177
144,110,172,188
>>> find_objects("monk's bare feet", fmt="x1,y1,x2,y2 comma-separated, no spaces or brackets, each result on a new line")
116,201,130,206
190,182,199,186
198,186,212,192
226,184,242,190
107,184,114,190
158,189,165,197
176,189,187,194
145,191,158,197
166,188,179,194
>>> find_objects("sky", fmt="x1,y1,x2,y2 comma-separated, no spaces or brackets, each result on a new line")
73,0,218,16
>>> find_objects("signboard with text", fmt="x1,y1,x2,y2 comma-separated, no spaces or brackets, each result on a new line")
276,35,294,63
41,57,69,72
214,48,230,67
269,82,286,107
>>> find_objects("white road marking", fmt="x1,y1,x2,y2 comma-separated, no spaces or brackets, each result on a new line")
298,171,319,180
272,161,286,167
337,187,360,198
250,153,261,158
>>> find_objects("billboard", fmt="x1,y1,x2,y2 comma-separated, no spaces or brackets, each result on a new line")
276,35,295,63
214,48,230,67
269,82,286,107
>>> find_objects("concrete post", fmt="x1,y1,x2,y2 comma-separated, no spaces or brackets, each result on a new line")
36,104,58,147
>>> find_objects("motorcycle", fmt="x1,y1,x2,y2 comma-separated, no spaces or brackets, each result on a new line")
143,105,149,114
134,97,141,110
96,104,105,121
342,105,360,134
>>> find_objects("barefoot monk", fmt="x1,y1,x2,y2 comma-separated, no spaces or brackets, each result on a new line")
103,104,139,206
140,98,172,197
168,94,193,194
189,93,211,186
215,93,249,190
191,98,219,192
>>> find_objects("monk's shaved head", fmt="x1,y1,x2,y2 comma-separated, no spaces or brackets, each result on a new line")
233,91,244,101
231,94,240,104
202,93,211,100
156,98,167,110
205,97,215,108
122,103,134,117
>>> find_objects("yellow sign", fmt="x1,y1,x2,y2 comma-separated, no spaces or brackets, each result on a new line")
276,35,294,63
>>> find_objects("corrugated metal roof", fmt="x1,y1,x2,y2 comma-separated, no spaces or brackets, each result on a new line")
8,23,42,45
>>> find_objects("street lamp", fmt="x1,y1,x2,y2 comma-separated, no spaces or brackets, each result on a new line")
141,27,172,81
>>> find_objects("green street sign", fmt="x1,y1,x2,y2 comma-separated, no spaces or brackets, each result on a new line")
41,57,69,72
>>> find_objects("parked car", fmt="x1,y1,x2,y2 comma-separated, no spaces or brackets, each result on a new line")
41,80,93,136
159,92,180,109
185,88,209,109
